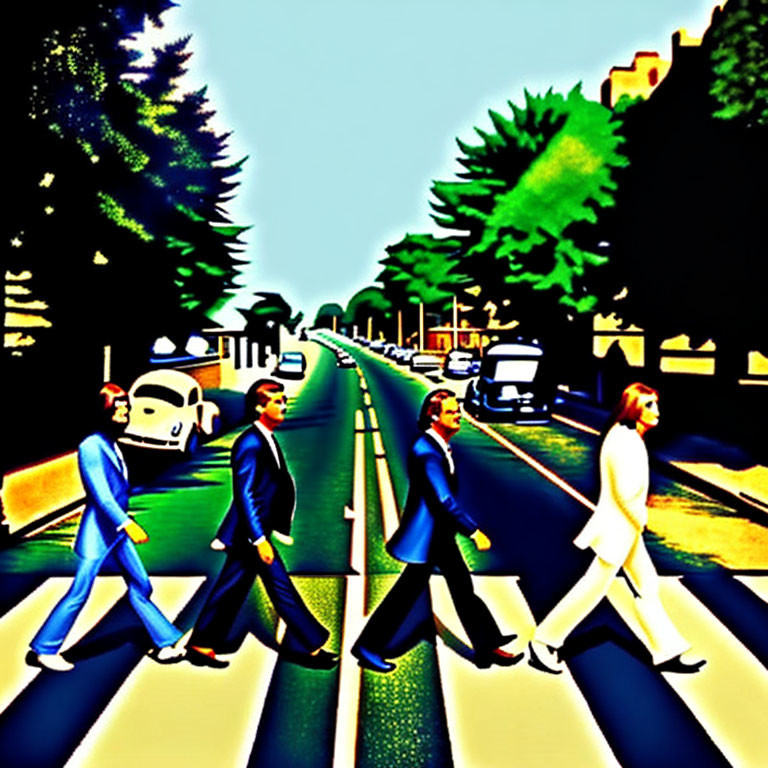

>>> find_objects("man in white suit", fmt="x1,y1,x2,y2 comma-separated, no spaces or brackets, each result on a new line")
529,382,706,675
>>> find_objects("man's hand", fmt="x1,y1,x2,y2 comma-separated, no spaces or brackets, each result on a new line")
125,520,149,544
470,530,491,551
256,539,275,565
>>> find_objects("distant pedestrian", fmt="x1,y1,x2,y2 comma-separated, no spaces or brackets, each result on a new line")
529,382,706,674
27,383,184,671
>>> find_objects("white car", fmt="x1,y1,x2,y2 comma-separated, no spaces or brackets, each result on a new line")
443,349,475,378
410,353,442,373
274,351,307,379
120,369,221,454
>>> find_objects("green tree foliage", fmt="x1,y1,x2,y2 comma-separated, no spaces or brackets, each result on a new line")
4,1,250,466
313,303,344,329
344,287,392,334
709,0,768,127
239,292,299,365
431,86,627,331
377,233,464,311
10,2,247,373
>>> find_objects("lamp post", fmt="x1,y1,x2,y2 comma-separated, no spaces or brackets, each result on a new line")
452,295,458,350
419,302,424,352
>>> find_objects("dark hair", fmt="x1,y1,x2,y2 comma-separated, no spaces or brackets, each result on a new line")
245,378,284,417
417,388,456,431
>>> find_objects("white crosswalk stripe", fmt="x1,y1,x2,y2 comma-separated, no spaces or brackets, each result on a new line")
657,578,768,768
734,575,768,604
431,575,622,768
0,577,132,715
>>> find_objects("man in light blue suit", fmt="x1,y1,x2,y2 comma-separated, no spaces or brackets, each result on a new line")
26,383,184,672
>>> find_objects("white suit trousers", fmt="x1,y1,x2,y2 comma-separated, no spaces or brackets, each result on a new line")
534,537,690,665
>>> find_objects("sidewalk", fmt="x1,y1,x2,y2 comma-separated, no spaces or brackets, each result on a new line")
555,393,768,522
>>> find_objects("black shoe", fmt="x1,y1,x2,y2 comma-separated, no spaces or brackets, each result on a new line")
475,647,525,669
498,633,518,646
185,646,229,669
281,647,339,669
351,642,396,673
528,641,564,674
656,654,706,674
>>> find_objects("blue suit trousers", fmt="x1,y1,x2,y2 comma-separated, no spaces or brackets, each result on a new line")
190,544,329,654
30,536,182,654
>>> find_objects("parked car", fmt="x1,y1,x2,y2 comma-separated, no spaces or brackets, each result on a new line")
396,348,417,365
443,349,476,379
410,353,442,373
369,339,386,354
274,351,307,379
464,342,551,423
120,369,221,454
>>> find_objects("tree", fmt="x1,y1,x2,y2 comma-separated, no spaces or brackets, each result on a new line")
239,292,301,366
709,0,768,128
604,0,767,381
431,86,627,372
14,5,247,375
4,1,249,466
344,287,392,338
313,303,344,330
378,233,464,308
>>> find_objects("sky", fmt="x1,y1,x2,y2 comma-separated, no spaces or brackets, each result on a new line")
133,0,720,327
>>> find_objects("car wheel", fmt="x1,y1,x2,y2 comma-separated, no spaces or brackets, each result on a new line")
184,429,200,455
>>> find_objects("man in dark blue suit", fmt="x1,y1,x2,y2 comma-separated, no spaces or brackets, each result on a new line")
27,384,184,672
185,379,337,669
352,389,522,673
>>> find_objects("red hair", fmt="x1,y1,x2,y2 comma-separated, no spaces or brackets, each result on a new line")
609,382,658,427
99,382,129,413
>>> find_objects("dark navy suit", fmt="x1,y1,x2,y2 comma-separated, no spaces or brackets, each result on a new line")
30,432,182,654
357,431,505,656
189,425,328,654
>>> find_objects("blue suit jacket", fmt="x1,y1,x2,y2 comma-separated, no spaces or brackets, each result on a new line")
216,425,296,547
73,432,131,559
387,433,478,564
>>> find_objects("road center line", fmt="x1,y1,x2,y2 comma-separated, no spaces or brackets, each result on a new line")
332,409,366,768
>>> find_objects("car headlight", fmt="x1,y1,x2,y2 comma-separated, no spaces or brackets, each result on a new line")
170,421,183,437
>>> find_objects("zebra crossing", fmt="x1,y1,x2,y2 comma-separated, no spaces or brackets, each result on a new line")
0,570,766,767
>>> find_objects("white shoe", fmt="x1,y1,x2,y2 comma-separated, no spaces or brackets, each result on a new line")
35,653,74,672
528,640,565,674
154,644,185,662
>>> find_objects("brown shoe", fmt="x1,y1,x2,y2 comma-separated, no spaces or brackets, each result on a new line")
475,647,524,669
185,646,229,669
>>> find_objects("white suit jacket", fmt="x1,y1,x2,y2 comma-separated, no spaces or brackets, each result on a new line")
574,423,649,566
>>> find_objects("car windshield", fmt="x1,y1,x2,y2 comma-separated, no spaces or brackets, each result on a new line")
489,359,539,382
283,353,303,361
133,384,185,407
